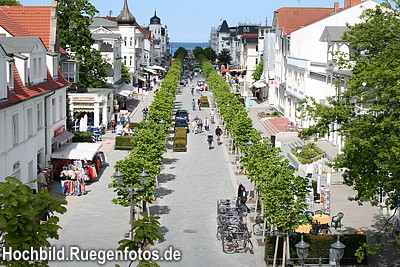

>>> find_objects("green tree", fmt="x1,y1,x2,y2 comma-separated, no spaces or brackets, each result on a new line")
173,47,187,58
57,0,108,88
252,59,264,81
0,177,67,267
204,47,217,62
192,46,204,58
0,0,20,5
217,48,232,67
299,2,400,259
121,62,132,84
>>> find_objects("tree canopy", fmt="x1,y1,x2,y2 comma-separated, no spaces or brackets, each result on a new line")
0,0,20,5
252,59,264,81
217,48,232,67
57,0,108,88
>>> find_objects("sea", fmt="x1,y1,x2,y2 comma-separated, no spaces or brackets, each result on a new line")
170,42,209,55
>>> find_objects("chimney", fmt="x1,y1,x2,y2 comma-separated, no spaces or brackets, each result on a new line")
334,2,339,11
345,0,362,8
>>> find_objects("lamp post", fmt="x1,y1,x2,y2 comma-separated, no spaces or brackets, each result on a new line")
331,236,346,267
159,119,166,128
115,168,149,240
295,235,310,267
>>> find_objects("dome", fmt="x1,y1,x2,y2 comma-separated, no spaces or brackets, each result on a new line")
150,11,161,25
116,0,136,25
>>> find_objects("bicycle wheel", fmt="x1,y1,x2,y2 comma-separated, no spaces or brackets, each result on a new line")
253,223,263,236
216,226,223,240
223,239,236,254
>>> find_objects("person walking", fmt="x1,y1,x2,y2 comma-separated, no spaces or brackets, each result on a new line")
215,125,223,145
237,182,250,213
192,99,196,110
142,106,149,119
111,120,116,133
204,117,210,131
210,109,215,123
207,132,214,150
198,118,203,133
191,119,198,135
198,99,203,111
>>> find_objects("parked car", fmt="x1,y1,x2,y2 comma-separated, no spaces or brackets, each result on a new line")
175,118,189,133
197,80,205,87
175,108,189,122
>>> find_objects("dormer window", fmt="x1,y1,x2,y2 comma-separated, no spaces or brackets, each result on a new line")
7,61,14,91
53,56,58,79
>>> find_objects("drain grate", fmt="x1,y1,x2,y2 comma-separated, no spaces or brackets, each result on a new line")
183,229,198,234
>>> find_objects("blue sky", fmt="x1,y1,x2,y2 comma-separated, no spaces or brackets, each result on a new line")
20,0,384,42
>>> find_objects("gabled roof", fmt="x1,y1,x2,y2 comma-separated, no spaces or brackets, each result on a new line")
241,33,259,39
320,26,349,42
0,6,53,49
0,68,70,109
92,17,118,28
274,7,335,36
218,20,230,33
0,36,45,54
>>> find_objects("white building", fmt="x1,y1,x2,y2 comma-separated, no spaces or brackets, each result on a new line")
147,11,170,63
0,36,70,183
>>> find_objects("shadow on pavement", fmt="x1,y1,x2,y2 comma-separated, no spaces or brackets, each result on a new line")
159,226,169,237
150,205,171,216
154,187,174,199
158,173,176,184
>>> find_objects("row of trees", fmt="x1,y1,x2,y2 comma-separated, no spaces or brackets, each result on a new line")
198,54,309,233
299,2,400,257
109,49,187,266
192,46,233,67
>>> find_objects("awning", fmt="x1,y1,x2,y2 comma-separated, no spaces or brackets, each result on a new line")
230,69,246,72
150,65,166,71
221,68,230,73
116,83,138,97
252,80,267,88
52,130,75,144
143,68,157,74
51,142,103,160
133,74,146,82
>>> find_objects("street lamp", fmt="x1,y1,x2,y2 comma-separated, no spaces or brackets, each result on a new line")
159,119,166,127
246,140,253,150
114,168,149,240
331,236,346,267
295,235,310,267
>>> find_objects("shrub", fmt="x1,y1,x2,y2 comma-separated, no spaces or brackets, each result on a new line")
173,127,187,152
72,131,94,143
200,96,209,107
128,122,141,129
292,143,324,164
175,127,187,140
115,136,134,150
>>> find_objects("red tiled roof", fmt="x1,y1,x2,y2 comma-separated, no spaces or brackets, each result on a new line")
0,6,53,49
0,9,31,36
0,67,70,109
275,7,335,36
241,33,258,39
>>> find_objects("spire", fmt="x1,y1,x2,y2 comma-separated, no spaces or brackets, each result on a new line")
150,10,161,25
116,0,136,25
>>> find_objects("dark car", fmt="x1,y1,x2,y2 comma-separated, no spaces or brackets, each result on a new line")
175,118,189,133
175,109,189,122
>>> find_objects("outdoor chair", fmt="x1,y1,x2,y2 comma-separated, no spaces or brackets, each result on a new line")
314,210,323,215
331,212,344,229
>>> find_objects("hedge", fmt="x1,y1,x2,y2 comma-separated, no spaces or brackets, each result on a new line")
264,234,368,265
200,96,209,107
173,127,187,152
128,122,141,129
72,131,94,143
115,136,134,150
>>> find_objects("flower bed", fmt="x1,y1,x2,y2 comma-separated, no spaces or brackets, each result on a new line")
291,143,324,164
173,127,187,152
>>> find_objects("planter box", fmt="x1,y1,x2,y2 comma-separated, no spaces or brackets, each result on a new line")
173,127,187,152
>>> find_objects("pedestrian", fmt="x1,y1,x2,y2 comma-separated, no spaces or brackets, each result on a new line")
204,117,210,131
142,106,149,119
210,109,215,123
215,125,223,145
111,120,116,133
120,115,126,126
191,119,197,135
198,99,203,111
198,118,203,133
237,182,250,213
192,99,196,110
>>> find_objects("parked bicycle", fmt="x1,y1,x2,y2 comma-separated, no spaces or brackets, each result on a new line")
222,230,254,254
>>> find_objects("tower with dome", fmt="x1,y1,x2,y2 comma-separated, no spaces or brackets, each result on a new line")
146,11,170,62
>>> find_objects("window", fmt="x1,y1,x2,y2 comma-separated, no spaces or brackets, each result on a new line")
61,61,78,83
38,57,42,79
7,61,14,91
33,58,38,81
59,95,64,119
256,45,258,52
53,57,58,78
27,108,33,137
255,58,258,65
124,37,127,46
52,98,56,123
12,114,18,145
130,37,133,46
24,60,28,85
37,102,43,130
124,56,127,65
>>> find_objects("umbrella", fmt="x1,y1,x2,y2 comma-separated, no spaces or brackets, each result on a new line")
150,65,166,71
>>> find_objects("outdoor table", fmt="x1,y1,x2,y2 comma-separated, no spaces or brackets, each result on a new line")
313,214,330,225
295,224,312,234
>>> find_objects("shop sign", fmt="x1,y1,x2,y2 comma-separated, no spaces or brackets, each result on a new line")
54,125,65,137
